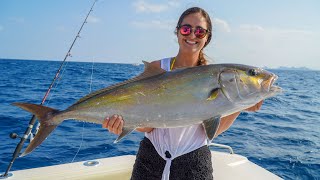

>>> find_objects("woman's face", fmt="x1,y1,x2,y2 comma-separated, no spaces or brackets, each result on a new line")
177,13,209,54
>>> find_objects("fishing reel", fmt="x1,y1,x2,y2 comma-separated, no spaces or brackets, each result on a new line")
9,132,34,141
9,133,20,139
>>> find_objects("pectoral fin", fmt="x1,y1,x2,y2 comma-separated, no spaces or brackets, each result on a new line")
114,126,136,143
202,116,221,141
207,88,220,101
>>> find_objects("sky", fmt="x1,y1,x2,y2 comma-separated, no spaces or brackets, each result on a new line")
1,0,320,70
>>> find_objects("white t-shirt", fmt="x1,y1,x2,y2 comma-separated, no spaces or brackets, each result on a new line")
145,57,208,180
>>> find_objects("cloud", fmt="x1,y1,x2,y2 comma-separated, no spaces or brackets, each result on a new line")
87,15,100,23
167,0,180,7
239,24,265,32
238,24,313,37
131,20,175,29
213,23,319,69
214,18,231,33
133,0,179,13
268,28,313,36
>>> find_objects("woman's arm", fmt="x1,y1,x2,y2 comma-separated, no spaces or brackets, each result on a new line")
215,100,264,137
215,111,241,137
102,60,160,135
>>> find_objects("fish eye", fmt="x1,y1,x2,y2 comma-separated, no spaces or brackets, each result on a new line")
248,69,258,76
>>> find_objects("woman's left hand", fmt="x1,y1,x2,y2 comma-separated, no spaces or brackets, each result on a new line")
245,100,263,112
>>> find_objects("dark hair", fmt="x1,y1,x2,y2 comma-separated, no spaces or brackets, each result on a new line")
176,7,212,65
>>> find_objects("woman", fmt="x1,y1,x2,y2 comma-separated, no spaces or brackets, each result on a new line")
103,7,263,180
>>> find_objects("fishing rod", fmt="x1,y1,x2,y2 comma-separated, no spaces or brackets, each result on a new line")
0,0,98,178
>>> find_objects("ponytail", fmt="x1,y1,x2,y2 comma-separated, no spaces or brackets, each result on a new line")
198,50,208,66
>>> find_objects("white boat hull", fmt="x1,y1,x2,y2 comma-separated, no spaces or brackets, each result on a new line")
2,151,281,180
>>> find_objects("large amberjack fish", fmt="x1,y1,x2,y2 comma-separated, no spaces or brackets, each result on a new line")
14,62,281,157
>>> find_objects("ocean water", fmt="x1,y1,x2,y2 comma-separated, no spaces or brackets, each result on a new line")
0,59,319,179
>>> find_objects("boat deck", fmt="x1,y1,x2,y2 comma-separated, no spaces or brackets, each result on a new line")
2,149,281,180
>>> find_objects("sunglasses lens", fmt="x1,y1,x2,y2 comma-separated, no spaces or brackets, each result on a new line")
180,25,191,36
195,28,207,39
179,25,208,39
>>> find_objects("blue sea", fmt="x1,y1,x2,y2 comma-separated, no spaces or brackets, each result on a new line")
0,59,319,179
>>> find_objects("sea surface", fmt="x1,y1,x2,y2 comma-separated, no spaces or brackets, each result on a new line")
0,59,319,179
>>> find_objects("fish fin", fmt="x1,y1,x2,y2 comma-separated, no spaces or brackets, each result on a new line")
12,102,61,157
20,123,58,157
113,126,136,143
202,116,221,141
140,61,166,78
72,61,166,106
207,88,220,101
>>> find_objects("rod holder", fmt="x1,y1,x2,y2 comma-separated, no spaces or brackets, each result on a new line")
0,172,13,179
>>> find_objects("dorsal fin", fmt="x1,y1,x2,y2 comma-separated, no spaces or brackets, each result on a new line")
72,61,166,106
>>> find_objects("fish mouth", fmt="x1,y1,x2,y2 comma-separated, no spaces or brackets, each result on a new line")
263,74,279,92
217,67,282,103
270,85,282,92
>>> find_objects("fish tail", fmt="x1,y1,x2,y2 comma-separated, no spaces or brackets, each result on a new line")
12,102,62,157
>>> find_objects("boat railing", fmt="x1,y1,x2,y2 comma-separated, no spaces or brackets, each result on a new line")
208,143,234,154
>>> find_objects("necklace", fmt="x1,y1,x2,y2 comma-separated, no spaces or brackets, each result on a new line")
170,57,176,70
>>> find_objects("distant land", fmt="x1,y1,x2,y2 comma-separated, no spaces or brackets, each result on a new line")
271,66,313,71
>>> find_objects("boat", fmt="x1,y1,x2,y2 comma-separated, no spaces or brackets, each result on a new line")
1,143,282,180
132,63,141,66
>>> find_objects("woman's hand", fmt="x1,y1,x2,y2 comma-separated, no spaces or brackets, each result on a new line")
136,127,154,133
102,115,154,134
102,115,124,135
245,100,263,112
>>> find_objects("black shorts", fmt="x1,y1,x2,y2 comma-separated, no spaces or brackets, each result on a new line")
131,137,213,180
